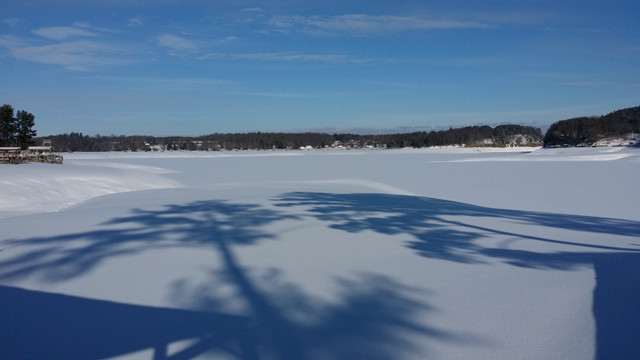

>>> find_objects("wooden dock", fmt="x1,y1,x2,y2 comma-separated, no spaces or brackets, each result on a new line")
0,145,63,164
0,147,22,164
25,146,63,164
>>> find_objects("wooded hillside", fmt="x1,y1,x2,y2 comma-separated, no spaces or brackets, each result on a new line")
544,106,640,147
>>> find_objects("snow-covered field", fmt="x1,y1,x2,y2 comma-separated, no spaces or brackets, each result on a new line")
1,147,639,360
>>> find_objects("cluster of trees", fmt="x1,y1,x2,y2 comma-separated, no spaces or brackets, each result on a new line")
193,132,337,151
544,106,640,147
349,125,542,148
39,132,346,152
38,124,543,153
36,133,157,152
186,125,544,149
0,104,37,149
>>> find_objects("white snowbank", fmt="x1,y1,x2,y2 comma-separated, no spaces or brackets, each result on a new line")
0,160,179,216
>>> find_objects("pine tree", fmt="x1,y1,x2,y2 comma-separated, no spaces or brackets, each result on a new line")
0,105,37,148
0,104,16,147
16,110,37,149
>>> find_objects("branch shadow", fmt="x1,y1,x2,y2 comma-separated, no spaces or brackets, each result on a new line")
275,192,640,360
0,200,292,283
169,267,459,360
0,198,463,359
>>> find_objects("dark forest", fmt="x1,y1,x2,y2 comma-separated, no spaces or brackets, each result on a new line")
37,124,543,152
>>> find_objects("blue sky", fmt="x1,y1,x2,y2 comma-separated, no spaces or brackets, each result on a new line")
1,0,638,136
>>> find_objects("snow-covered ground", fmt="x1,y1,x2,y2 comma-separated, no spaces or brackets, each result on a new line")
1,147,639,360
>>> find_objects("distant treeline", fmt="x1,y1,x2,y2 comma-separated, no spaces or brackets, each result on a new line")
544,106,640,147
34,105,640,152
36,124,543,152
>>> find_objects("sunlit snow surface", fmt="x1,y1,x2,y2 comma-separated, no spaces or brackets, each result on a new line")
1,147,639,360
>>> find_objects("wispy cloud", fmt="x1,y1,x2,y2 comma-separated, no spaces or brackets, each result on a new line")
2,18,21,27
471,11,552,26
231,90,362,99
157,33,198,52
31,22,116,41
127,17,144,27
0,35,22,49
242,7,266,14
199,51,374,63
32,26,97,41
559,81,616,86
5,39,131,71
88,76,230,86
73,22,115,33
267,14,489,36
0,21,135,71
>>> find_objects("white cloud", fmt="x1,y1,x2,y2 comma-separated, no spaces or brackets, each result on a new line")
72,22,115,33
559,81,615,87
127,17,144,27
199,51,374,63
32,26,97,40
0,35,22,49
267,14,489,36
157,33,197,51
91,76,230,86
1,22,133,71
242,7,266,14
231,52,348,62
10,40,130,71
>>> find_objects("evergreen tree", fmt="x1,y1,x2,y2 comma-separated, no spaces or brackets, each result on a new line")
0,104,16,147
0,105,37,148
16,110,37,149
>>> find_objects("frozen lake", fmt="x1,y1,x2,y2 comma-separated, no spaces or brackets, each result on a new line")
1,147,639,359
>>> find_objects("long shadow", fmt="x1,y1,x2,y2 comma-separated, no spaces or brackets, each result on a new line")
0,198,459,359
0,285,256,360
275,192,640,360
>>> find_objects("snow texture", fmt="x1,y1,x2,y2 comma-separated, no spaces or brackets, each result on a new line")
1,147,639,360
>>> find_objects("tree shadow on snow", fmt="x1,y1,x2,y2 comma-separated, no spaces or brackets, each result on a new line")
0,199,462,359
275,192,640,360
0,285,256,360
